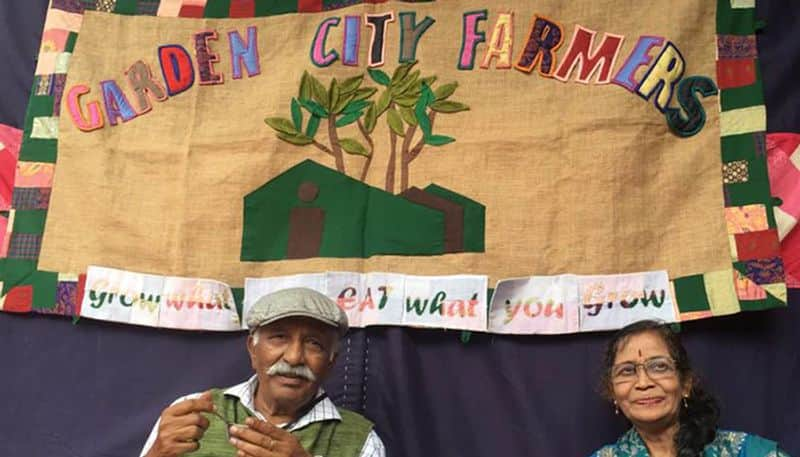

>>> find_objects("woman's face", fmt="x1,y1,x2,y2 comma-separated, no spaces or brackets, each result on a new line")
610,331,690,431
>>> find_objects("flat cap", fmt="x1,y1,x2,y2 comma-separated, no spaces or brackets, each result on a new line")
246,287,348,336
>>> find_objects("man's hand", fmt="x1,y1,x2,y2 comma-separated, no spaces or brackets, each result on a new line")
146,391,215,457
228,417,312,457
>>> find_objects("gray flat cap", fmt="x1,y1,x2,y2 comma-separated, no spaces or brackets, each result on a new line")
246,287,348,336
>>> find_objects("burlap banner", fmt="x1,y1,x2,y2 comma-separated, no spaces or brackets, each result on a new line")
0,0,786,333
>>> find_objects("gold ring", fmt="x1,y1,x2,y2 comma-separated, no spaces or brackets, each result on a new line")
268,438,274,450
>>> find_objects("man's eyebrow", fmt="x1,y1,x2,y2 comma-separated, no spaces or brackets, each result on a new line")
303,330,328,339
262,325,287,333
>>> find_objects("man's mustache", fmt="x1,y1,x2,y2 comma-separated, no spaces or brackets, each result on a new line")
266,360,316,382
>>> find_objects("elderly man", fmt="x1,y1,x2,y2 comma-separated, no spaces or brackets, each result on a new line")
140,287,385,457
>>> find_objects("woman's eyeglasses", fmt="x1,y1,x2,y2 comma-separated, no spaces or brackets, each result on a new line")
612,356,677,383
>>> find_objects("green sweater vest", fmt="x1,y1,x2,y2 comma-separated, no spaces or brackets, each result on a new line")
188,389,374,457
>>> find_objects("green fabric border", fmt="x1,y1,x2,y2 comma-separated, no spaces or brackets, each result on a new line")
654,0,786,319
724,153,774,211
114,0,140,15
673,275,711,313
721,133,760,161
1,259,39,293
716,0,757,35
18,139,57,163
12,210,48,234
30,271,59,310
204,0,232,18
254,0,301,16
19,91,58,163
23,95,54,133
65,32,78,53
708,0,786,317
0,258,57,310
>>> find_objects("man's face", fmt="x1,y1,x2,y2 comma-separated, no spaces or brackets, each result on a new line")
248,316,338,411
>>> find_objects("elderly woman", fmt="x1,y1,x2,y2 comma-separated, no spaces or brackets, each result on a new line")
590,320,790,457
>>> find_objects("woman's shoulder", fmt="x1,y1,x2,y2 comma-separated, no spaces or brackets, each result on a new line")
709,430,790,457
587,429,790,457
588,446,617,457
587,429,644,457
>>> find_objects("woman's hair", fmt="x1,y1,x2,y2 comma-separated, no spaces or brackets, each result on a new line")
600,320,720,457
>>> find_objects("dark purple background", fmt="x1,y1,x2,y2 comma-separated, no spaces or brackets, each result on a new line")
1,2,798,456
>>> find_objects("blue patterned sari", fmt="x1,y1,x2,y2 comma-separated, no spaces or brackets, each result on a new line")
591,428,790,457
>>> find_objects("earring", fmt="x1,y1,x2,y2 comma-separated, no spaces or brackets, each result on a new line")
683,396,689,408
614,401,620,415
